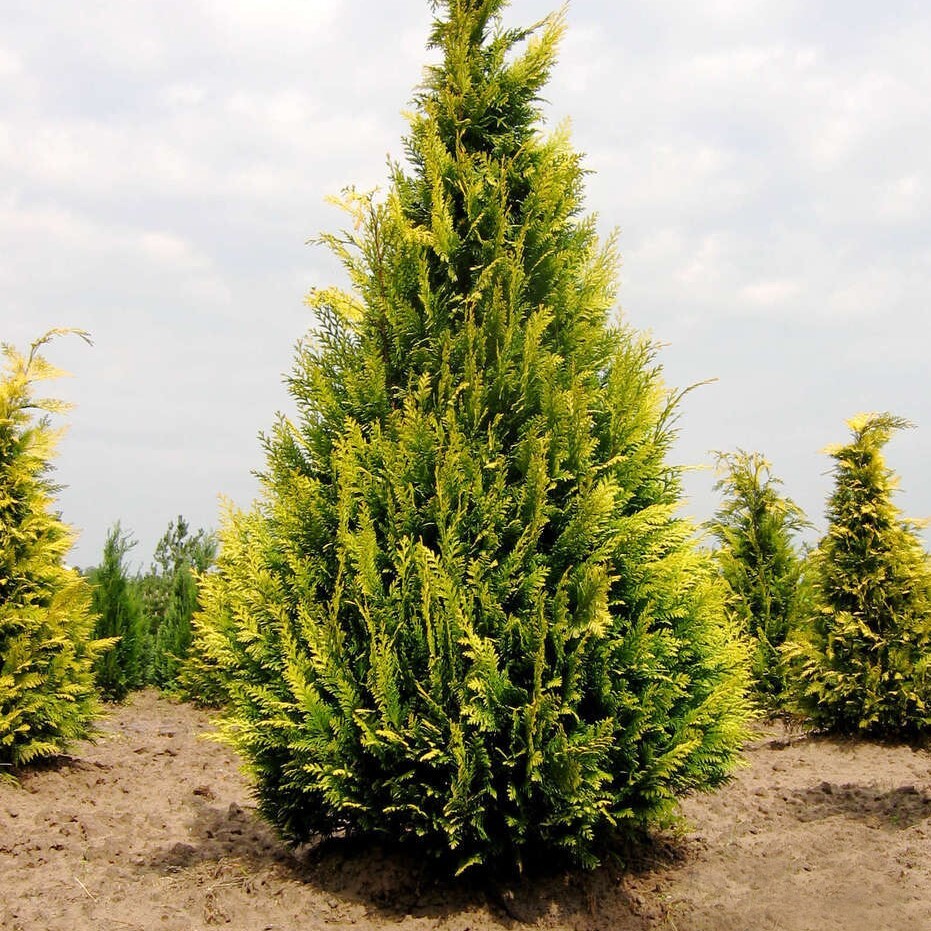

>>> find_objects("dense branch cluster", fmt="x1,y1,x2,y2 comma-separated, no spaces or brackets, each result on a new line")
190,0,750,872
0,332,109,769
785,414,931,735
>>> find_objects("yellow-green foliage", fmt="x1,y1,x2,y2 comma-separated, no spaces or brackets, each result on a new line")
708,451,810,706
785,413,931,736
0,331,111,771
190,0,751,872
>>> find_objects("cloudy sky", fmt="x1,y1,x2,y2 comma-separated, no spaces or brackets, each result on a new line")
3,0,929,569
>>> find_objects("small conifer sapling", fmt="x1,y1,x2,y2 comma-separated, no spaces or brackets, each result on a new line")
785,413,931,736
708,450,810,706
89,523,147,701
142,516,216,690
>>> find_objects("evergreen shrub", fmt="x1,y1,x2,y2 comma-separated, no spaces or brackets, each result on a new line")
89,523,147,700
708,450,810,706
0,331,110,771
192,0,750,871
785,413,931,736
142,516,216,690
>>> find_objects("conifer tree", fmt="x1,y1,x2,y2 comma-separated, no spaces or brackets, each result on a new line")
142,516,216,689
89,523,146,700
151,563,197,689
785,413,931,736
0,330,110,771
192,0,750,871
181,502,254,708
708,450,810,706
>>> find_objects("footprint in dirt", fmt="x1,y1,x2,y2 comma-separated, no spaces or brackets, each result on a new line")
147,800,283,873
790,782,931,829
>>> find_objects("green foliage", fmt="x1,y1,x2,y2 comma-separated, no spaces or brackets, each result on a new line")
785,413,931,736
0,330,111,771
153,565,198,688
89,524,147,701
140,516,216,690
192,0,750,872
181,502,252,708
708,451,810,706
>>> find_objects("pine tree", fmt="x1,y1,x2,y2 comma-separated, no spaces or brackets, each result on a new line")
192,0,750,871
89,523,146,701
142,516,216,690
0,330,110,771
708,450,810,706
785,413,931,736
152,567,197,687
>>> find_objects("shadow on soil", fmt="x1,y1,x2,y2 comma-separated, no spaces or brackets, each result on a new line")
292,833,686,927
147,796,690,927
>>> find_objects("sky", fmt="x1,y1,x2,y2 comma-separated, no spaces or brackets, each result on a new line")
3,0,929,569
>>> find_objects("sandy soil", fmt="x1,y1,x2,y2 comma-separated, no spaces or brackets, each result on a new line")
2,690,930,931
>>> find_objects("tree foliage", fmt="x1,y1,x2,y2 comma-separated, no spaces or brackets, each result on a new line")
179,503,250,708
708,450,810,705
191,0,750,872
0,330,110,770
89,523,146,700
785,413,931,736
140,515,216,690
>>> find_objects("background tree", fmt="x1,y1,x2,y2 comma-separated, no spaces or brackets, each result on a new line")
140,515,216,689
785,413,931,736
89,523,146,700
0,330,110,771
708,450,810,706
191,0,750,872
179,503,239,708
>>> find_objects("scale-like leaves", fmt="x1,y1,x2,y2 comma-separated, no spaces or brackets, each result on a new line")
785,413,931,735
189,0,750,871
0,332,109,772
708,451,810,706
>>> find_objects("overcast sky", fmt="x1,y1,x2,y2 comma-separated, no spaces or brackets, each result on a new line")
3,0,929,569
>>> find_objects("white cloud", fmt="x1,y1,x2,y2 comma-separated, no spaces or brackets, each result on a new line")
159,83,208,108
138,231,208,268
740,278,802,308
876,174,925,221
0,46,24,77
4,0,931,562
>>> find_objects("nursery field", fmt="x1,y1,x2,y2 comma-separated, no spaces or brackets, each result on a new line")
2,691,930,931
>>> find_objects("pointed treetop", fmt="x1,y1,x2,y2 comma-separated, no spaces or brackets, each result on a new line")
823,412,914,461
419,0,567,155
428,0,508,39
845,411,913,444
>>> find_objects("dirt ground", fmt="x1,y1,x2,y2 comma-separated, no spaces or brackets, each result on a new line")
2,691,930,931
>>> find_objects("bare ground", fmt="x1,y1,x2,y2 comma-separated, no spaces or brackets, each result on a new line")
2,690,930,931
